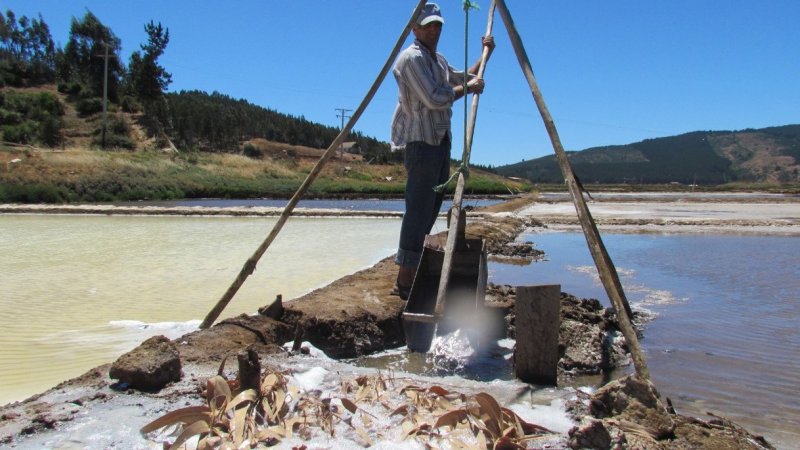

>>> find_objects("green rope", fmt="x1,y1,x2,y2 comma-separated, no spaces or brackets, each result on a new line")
433,1,477,194
433,1,481,195
433,163,470,193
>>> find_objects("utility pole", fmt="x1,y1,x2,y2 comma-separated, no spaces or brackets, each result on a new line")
97,42,113,149
335,108,352,159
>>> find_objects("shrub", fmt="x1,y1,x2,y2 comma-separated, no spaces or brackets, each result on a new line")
92,133,135,150
91,116,135,150
242,143,262,159
120,95,141,113
2,121,38,144
57,80,88,99
76,97,104,117
0,109,23,125
33,92,65,118
39,116,64,147
0,183,70,203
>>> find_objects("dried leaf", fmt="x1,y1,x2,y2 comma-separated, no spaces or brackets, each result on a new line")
140,405,211,434
233,405,250,447
475,392,503,434
261,373,279,391
428,385,450,397
207,376,232,411
271,389,287,420
340,397,359,414
401,385,423,394
434,409,468,429
168,420,211,450
493,436,525,450
476,430,487,449
356,384,368,403
255,425,286,443
402,420,415,435
501,423,517,438
390,404,410,417
355,426,374,447
228,389,257,412
216,354,230,376
361,413,373,428
436,397,455,412
484,418,501,439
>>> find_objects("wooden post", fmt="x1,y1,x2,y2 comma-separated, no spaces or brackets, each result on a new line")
513,285,560,385
433,2,496,319
495,0,649,381
237,346,261,393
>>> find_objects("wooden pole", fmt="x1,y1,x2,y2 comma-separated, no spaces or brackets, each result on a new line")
495,0,649,381
433,2,496,318
199,0,428,329
514,285,560,385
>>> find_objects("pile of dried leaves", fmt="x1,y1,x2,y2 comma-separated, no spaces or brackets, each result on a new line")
141,367,555,449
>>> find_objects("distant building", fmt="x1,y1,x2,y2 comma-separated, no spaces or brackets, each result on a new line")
340,142,361,154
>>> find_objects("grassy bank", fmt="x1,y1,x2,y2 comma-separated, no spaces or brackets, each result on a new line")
0,146,530,203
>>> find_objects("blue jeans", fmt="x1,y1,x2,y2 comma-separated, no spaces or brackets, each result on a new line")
395,138,451,268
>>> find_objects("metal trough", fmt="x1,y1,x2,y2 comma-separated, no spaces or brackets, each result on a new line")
402,232,488,353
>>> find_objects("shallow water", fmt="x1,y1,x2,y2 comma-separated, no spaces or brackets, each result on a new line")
112,197,501,212
1,214,797,448
0,214,416,405
493,230,800,448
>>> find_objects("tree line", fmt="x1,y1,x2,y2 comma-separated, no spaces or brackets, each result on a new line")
1,9,395,162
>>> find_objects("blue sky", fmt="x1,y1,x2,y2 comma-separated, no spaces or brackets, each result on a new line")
5,1,799,166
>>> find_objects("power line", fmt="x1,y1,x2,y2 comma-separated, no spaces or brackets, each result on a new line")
96,42,117,149
335,108,352,160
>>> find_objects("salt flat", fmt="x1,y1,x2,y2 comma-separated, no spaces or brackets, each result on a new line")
517,192,800,235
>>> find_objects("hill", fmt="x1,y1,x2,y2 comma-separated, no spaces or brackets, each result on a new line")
0,86,528,203
495,125,800,185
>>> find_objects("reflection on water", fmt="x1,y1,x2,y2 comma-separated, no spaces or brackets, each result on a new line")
492,230,800,448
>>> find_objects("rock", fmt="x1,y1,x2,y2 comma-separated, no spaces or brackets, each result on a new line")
559,319,605,374
258,294,284,319
177,314,293,363
567,419,614,449
589,375,675,440
109,335,181,392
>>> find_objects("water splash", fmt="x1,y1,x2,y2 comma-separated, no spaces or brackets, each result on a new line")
428,329,475,373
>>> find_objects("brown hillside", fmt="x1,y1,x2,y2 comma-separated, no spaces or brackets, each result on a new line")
709,132,799,183
243,138,363,162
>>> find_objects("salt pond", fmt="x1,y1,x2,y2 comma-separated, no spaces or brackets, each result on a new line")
1,208,798,448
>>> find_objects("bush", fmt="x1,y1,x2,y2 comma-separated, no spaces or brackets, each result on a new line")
0,183,70,203
39,116,64,147
57,80,88,99
120,95,141,113
90,116,135,149
91,131,136,150
2,121,38,144
242,143,261,159
0,109,23,125
33,92,65,118
76,97,104,117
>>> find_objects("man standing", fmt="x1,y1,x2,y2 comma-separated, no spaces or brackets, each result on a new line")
391,3,494,299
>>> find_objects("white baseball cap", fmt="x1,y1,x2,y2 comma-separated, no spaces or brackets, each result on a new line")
417,3,445,26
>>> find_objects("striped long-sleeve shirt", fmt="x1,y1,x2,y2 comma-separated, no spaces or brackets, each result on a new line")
390,39,471,150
